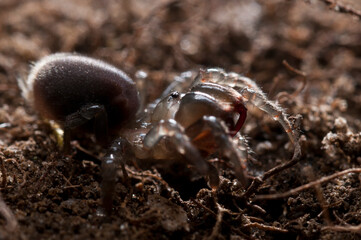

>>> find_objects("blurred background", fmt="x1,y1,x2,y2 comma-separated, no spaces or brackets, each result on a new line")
0,0,360,239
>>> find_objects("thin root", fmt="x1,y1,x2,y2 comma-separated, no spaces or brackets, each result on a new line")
304,0,361,19
125,166,170,188
243,137,302,199
322,224,361,233
303,166,331,225
191,198,254,240
255,168,361,200
243,222,288,233
276,60,307,103
206,203,225,240
0,155,7,188
0,194,18,231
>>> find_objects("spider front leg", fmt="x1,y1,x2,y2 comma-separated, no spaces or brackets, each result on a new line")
143,119,220,187
63,104,108,153
194,69,296,144
192,68,262,95
225,74,297,144
239,87,296,144
101,138,133,215
186,116,248,187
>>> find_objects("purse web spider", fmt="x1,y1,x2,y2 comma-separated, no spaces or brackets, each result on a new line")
19,53,298,214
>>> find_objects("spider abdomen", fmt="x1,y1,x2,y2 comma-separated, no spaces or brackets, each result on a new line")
24,53,139,130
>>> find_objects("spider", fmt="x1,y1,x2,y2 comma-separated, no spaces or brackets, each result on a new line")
19,53,298,214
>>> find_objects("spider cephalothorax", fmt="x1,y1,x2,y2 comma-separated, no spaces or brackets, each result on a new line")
103,68,298,213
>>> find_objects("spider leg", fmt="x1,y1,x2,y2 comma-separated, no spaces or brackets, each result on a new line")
143,119,217,186
192,68,261,91
101,138,133,215
239,87,296,144
222,73,296,144
186,116,248,187
63,104,108,153
189,83,248,136
195,69,296,144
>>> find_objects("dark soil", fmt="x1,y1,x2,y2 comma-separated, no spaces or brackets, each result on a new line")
0,0,360,239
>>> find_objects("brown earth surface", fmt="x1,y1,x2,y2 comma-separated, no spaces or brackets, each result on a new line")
0,0,361,239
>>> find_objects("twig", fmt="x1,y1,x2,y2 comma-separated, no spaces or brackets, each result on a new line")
243,139,302,199
282,60,307,78
304,0,361,19
207,203,225,240
63,184,81,189
255,168,361,200
73,142,101,165
322,223,361,233
243,222,288,233
262,140,302,181
247,216,265,223
191,198,217,217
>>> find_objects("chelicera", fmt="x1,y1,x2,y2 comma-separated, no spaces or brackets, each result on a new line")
19,53,297,214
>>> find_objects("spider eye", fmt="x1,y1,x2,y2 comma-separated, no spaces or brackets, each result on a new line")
170,91,180,99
